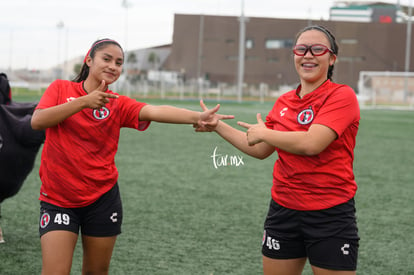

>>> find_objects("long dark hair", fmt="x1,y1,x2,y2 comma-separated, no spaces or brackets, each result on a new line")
294,25,339,81
72,39,124,83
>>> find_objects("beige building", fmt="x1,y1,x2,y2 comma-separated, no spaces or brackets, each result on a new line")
163,13,414,92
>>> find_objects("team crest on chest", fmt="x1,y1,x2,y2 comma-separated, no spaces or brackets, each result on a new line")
93,107,110,120
297,107,314,125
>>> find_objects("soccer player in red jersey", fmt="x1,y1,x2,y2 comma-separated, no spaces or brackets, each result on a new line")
31,38,233,275
196,25,360,275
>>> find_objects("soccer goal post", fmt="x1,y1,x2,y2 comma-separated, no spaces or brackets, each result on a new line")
358,71,414,109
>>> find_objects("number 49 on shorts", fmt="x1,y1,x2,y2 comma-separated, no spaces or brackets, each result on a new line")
54,213,70,225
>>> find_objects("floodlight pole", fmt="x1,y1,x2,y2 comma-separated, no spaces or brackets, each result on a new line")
122,0,131,51
197,14,204,99
56,21,64,79
237,0,247,103
404,0,412,101
9,31,13,72
122,0,132,95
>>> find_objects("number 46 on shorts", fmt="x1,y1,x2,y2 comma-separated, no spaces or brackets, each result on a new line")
262,230,280,250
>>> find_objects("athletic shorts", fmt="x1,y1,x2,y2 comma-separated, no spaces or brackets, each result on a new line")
39,183,123,237
262,198,359,271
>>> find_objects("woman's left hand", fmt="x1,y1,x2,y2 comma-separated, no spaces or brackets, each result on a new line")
238,113,267,146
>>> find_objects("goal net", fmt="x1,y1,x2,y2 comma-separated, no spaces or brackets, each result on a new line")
358,71,414,109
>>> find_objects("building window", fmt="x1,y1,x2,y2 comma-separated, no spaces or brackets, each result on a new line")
226,55,238,61
267,57,279,63
338,56,365,62
246,39,254,49
246,55,259,61
265,39,293,49
340,39,358,44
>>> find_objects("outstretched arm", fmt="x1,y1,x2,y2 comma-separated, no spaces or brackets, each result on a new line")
31,80,118,130
138,100,234,125
239,113,337,156
195,101,274,159
196,101,337,157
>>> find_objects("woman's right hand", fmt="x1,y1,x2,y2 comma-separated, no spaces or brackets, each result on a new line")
82,80,118,109
194,100,233,132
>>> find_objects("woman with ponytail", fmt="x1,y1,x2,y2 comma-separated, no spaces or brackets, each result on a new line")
196,25,360,275
31,38,233,275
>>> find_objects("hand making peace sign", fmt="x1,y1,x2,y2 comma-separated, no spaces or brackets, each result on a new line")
238,113,267,146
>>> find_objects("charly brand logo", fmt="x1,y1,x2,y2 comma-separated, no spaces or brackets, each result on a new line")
110,212,118,223
341,243,350,255
211,146,244,169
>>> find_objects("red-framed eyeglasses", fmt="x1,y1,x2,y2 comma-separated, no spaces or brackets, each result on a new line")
292,44,333,56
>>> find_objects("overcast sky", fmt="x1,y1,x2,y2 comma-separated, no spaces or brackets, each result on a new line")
0,0,410,70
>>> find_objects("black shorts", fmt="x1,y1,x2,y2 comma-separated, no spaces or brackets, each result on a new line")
262,198,359,271
39,183,123,237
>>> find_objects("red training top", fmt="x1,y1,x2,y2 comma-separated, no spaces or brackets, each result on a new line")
265,80,360,211
36,80,150,207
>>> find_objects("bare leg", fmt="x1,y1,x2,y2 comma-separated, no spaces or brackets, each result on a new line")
81,235,117,275
312,265,356,275
263,255,307,275
0,204,3,243
41,230,78,275
0,224,4,243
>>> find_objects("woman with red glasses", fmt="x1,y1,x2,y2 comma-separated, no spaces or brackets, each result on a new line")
196,25,360,275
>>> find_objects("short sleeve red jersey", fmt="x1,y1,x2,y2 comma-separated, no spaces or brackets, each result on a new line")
36,80,150,207
265,80,360,210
